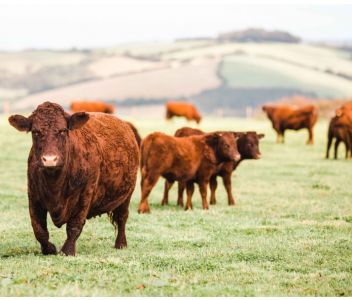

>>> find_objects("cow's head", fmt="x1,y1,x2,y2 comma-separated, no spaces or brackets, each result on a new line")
235,131,264,160
206,132,241,162
9,101,89,171
194,113,202,124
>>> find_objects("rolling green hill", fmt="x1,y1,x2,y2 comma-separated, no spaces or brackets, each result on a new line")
1,40,352,114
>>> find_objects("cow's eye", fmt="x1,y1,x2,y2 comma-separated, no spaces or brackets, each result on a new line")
58,129,68,136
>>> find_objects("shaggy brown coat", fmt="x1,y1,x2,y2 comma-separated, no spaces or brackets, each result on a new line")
8,102,139,256
262,104,317,144
165,101,202,124
70,101,115,114
161,127,264,206
138,131,240,213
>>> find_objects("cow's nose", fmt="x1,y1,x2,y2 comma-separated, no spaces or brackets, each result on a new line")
256,153,261,159
234,154,241,161
42,155,58,167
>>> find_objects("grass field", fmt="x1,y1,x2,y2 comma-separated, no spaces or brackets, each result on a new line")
0,115,351,296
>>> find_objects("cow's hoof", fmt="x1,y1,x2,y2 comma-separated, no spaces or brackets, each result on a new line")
203,206,209,210
138,207,150,214
60,244,76,256
138,203,150,214
42,242,57,255
161,200,168,206
115,240,127,249
210,201,216,205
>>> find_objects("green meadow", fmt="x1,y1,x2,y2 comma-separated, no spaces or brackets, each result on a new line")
0,115,351,296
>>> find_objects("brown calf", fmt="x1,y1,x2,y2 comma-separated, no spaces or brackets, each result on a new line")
138,132,240,213
161,127,264,206
262,104,317,144
8,102,139,256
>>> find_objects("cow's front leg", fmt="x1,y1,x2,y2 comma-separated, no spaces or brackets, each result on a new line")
209,175,217,205
198,180,209,210
29,201,57,255
61,217,86,256
61,194,90,256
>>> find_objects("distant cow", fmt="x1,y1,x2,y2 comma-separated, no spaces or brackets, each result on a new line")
166,101,202,124
8,102,139,256
71,101,115,114
262,104,317,144
161,127,264,206
138,131,240,213
326,104,352,159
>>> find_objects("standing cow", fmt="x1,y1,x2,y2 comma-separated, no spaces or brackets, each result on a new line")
8,102,139,256
262,104,317,144
165,101,202,124
161,127,264,207
326,103,352,159
70,101,115,114
138,132,240,213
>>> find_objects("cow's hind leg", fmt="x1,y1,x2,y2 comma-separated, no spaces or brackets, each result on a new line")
177,181,185,207
138,172,160,214
111,197,130,249
161,180,173,206
307,127,314,145
334,139,341,159
185,181,195,211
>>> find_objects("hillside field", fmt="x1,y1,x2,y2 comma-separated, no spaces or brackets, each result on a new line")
0,115,351,296
3,41,352,112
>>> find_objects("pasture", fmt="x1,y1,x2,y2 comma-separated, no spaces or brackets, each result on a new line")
0,115,351,296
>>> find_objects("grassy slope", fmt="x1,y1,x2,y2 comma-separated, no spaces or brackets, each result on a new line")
220,55,352,98
0,116,351,296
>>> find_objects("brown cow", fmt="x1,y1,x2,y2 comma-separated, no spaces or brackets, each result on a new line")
71,101,115,114
161,127,264,207
138,132,240,213
166,101,202,124
8,102,139,256
326,104,352,159
262,104,317,144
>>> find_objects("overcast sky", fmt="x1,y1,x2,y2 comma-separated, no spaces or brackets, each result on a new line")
0,0,351,50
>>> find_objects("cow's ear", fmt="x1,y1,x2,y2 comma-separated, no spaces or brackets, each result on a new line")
8,115,31,132
336,109,342,117
258,133,265,139
68,112,89,130
205,133,221,146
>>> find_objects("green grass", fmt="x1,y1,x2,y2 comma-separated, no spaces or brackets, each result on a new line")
0,115,351,296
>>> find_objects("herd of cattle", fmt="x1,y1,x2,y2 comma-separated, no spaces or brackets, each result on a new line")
7,99,351,256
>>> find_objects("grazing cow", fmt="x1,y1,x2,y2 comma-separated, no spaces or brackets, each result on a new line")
126,121,142,147
70,101,115,114
166,101,202,124
8,102,139,256
161,127,264,207
326,104,352,159
262,104,317,144
138,132,240,213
